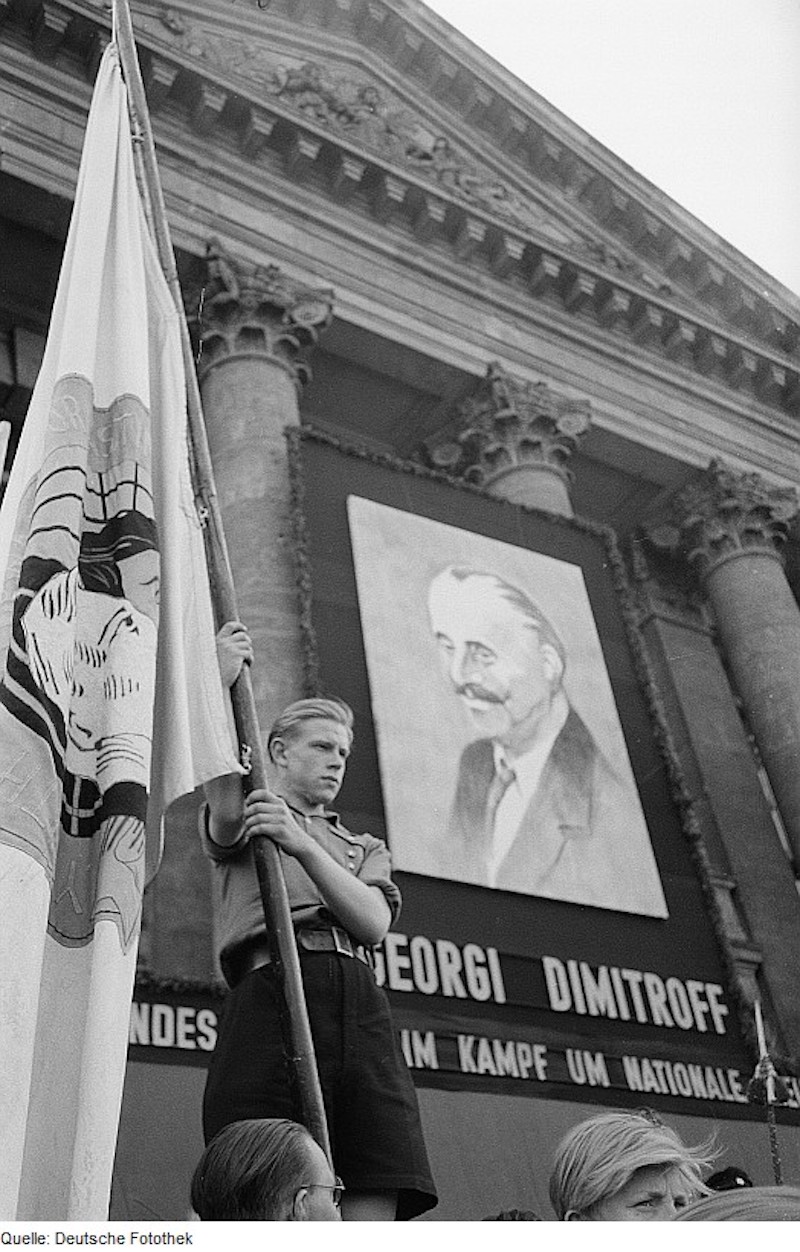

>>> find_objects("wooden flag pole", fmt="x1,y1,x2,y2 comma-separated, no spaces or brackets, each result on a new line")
111,0,332,1163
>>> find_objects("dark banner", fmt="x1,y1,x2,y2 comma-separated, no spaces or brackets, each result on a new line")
374,930,731,1037
286,430,751,1073
127,984,800,1126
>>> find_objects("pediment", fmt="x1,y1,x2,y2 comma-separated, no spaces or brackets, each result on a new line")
140,2,689,305
3,0,797,418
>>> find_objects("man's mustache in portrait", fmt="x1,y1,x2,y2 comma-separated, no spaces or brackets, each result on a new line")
456,683,504,704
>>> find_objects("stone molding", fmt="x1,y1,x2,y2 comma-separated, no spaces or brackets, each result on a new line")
646,460,799,579
424,360,590,488
193,239,333,386
2,0,800,420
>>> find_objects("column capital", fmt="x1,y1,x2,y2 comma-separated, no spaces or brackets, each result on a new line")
425,361,591,492
194,239,334,388
646,460,798,579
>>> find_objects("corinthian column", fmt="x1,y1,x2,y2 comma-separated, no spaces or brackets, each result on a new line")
194,240,333,727
425,361,591,515
665,460,800,866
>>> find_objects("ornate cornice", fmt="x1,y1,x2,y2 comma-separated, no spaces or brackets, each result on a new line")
192,240,333,386
2,0,800,421
645,460,799,579
424,361,590,489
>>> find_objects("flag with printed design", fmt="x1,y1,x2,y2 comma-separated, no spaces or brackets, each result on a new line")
0,44,240,1219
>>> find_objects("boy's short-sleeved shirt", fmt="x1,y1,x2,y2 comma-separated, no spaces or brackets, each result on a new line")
199,800,401,983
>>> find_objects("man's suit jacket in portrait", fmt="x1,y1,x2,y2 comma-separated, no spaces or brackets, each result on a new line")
441,708,667,916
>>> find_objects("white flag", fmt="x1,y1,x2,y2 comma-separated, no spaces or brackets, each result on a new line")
0,44,240,1219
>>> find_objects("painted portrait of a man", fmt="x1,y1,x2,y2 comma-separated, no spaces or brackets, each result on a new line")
347,496,667,918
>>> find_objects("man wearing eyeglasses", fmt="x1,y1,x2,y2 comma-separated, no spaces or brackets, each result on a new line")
191,1118,344,1221
199,626,437,1221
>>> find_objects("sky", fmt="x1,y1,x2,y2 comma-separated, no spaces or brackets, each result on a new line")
423,0,800,299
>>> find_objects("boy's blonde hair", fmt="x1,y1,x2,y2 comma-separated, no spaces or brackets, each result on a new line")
267,697,354,763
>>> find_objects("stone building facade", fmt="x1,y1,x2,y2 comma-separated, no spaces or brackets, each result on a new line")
2,0,800,1219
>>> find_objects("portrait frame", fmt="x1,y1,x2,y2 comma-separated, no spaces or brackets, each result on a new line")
346,494,670,915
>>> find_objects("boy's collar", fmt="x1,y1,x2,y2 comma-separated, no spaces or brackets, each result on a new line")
281,796,342,826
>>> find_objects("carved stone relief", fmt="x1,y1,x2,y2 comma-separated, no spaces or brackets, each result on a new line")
150,8,653,264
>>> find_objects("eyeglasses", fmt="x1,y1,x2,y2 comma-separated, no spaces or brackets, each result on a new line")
300,1176,345,1209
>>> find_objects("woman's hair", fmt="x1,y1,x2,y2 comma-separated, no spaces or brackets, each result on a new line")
190,1118,318,1220
267,697,354,762
674,1184,800,1221
549,1110,715,1220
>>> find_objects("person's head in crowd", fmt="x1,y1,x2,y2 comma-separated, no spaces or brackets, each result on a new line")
190,1117,343,1221
706,1165,753,1192
549,1110,714,1221
674,1184,800,1221
482,1208,542,1220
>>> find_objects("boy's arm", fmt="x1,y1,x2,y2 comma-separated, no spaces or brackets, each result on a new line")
203,621,253,846
243,791,392,945
204,772,247,847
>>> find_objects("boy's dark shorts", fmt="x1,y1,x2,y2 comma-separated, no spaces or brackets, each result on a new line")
203,949,438,1220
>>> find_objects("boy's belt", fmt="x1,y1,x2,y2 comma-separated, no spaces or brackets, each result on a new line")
231,925,372,984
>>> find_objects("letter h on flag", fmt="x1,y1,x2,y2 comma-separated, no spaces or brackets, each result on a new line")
0,45,240,1219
